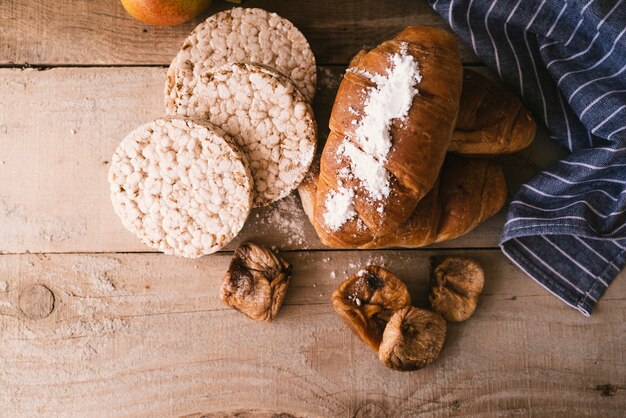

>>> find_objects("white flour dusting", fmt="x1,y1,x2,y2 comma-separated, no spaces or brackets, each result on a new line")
323,44,421,231
318,67,341,90
0,199,87,244
323,186,356,231
346,255,388,272
71,255,121,293
351,44,421,159
256,193,307,247
338,142,389,199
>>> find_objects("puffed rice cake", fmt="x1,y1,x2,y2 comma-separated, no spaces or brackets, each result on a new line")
109,117,253,258
167,62,317,207
165,7,317,106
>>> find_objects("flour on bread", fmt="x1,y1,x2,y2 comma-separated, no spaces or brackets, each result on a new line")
324,44,422,231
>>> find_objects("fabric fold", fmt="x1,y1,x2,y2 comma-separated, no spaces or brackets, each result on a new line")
429,0,626,314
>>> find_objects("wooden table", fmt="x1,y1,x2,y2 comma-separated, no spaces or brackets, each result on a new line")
0,1,624,416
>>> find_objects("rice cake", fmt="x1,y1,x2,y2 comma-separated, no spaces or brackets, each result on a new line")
108,117,253,258
165,7,317,105
167,62,317,207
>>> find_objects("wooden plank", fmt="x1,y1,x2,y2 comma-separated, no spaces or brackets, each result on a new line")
0,66,566,254
0,0,478,66
0,250,623,416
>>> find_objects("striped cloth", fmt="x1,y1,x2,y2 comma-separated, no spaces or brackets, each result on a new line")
429,0,626,315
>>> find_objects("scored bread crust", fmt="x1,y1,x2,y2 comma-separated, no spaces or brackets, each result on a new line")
165,7,317,107
167,62,317,207
109,117,253,258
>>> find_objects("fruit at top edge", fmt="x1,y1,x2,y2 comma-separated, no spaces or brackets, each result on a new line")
120,0,212,26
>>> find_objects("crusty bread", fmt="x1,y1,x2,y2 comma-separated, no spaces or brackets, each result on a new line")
434,154,507,243
347,61,536,156
314,26,463,241
449,69,536,155
297,28,534,249
299,155,506,248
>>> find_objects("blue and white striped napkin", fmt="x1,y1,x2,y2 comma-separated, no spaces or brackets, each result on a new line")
430,0,626,315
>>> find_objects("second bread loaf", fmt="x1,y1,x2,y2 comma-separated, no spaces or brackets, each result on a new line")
299,155,506,248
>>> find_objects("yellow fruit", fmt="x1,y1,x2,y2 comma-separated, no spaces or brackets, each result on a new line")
120,0,212,26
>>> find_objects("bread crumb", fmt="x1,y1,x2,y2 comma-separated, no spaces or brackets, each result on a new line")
70,128,77,135
0,281,8,292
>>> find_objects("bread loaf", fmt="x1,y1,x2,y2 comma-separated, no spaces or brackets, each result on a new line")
314,26,463,240
449,69,536,155
298,27,534,249
344,63,536,156
299,155,506,248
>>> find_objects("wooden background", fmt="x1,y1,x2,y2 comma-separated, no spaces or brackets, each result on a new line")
0,0,624,416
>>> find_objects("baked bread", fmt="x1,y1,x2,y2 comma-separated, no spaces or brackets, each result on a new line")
449,69,536,154
314,26,463,239
299,155,506,248
344,61,536,155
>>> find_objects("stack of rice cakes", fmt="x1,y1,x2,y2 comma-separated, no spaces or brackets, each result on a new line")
109,8,318,258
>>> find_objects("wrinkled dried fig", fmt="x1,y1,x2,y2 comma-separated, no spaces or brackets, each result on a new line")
332,266,411,352
429,256,484,322
220,242,291,322
379,306,446,371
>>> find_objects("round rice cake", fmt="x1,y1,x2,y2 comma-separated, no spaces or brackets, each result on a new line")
165,7,317,108
168,62,317,207
108,117,253,258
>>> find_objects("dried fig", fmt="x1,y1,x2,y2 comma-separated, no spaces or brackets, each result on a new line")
331,266,411,352
220,242,291,322
429,256,484,322
379,306,446,371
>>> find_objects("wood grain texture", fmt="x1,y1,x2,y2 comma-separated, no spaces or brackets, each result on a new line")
0,66,566,254
0,0,478,66
2,1,623,416
0,250,623,417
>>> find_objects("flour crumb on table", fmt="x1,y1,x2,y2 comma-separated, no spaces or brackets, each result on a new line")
71,255,121,293
256,193,307,247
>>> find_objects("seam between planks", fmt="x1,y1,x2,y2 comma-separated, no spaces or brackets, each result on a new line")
0,247,504,256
